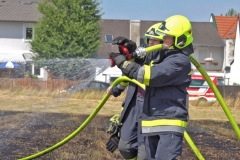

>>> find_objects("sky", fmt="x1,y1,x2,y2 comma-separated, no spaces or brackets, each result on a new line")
99,0,240,22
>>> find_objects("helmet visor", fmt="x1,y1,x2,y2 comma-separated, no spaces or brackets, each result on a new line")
146,36,163,44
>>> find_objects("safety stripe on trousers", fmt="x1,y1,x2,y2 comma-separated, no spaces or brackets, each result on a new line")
142,125,185,134
142,119,187,127
141,119,187,134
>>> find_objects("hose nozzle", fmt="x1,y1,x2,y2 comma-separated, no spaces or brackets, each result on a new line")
131,47,147,58
131,44,164,59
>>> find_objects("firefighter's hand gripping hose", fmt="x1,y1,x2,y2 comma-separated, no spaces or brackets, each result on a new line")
109,43,164,67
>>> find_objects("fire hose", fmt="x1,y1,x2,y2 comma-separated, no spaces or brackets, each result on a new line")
19,44,240,160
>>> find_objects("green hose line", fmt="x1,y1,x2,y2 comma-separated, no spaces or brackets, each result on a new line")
145,44,163,53
189,55,240,140
19,49,239,159
184,131,205,160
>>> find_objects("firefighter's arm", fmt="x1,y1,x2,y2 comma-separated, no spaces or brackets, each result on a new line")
107,81,129,97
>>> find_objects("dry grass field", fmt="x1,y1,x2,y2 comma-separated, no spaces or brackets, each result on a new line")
0,89,239,160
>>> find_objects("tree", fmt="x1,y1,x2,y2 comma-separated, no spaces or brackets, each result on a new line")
30,0,103,59
225,8,238,16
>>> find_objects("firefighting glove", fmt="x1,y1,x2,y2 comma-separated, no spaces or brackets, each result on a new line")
108,53,140,79
107,114,121,134
112,36,137,54
106,114,121,153
108,52,126,68
106,132,120,153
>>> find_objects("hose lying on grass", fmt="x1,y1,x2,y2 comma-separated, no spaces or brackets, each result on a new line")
19,50,240,160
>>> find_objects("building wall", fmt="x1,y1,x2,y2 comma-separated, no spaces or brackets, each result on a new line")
130,20,141,46
98,19,130,58
98,20,161,57
225,39,235,67
230,20,240,85
192,46,224,71
0,21,33,51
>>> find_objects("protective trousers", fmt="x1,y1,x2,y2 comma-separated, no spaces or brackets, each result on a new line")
118,93,147,160
144,133,183,160
136,94,147,160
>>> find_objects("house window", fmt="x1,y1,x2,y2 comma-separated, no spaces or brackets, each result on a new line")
26,27,33,40
105,34,113,43
31,63,40,75
23,24,34,42
34,67,40,75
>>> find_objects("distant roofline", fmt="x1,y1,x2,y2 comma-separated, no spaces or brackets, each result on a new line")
0,20,36,23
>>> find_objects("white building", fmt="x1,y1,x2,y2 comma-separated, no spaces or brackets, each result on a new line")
230,18,240,85
210,13,240,85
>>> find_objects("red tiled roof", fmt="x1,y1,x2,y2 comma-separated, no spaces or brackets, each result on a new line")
214,14,239,39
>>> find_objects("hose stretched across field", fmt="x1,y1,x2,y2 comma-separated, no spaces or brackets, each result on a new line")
19,47,240,159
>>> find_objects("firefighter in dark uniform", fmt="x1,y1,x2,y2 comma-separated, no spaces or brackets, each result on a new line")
108,15,193,160
106,23,163,160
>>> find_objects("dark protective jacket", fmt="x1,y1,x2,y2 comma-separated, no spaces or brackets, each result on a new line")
111,80,138,122
111,56,148,123
133,49,191,135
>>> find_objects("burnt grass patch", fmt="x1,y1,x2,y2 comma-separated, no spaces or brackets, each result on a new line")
0,111,239,160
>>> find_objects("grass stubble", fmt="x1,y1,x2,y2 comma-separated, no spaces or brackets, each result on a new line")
0,89,239,159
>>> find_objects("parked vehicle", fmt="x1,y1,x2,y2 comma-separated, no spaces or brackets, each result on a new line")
187,75,217,102
61,80,110,93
